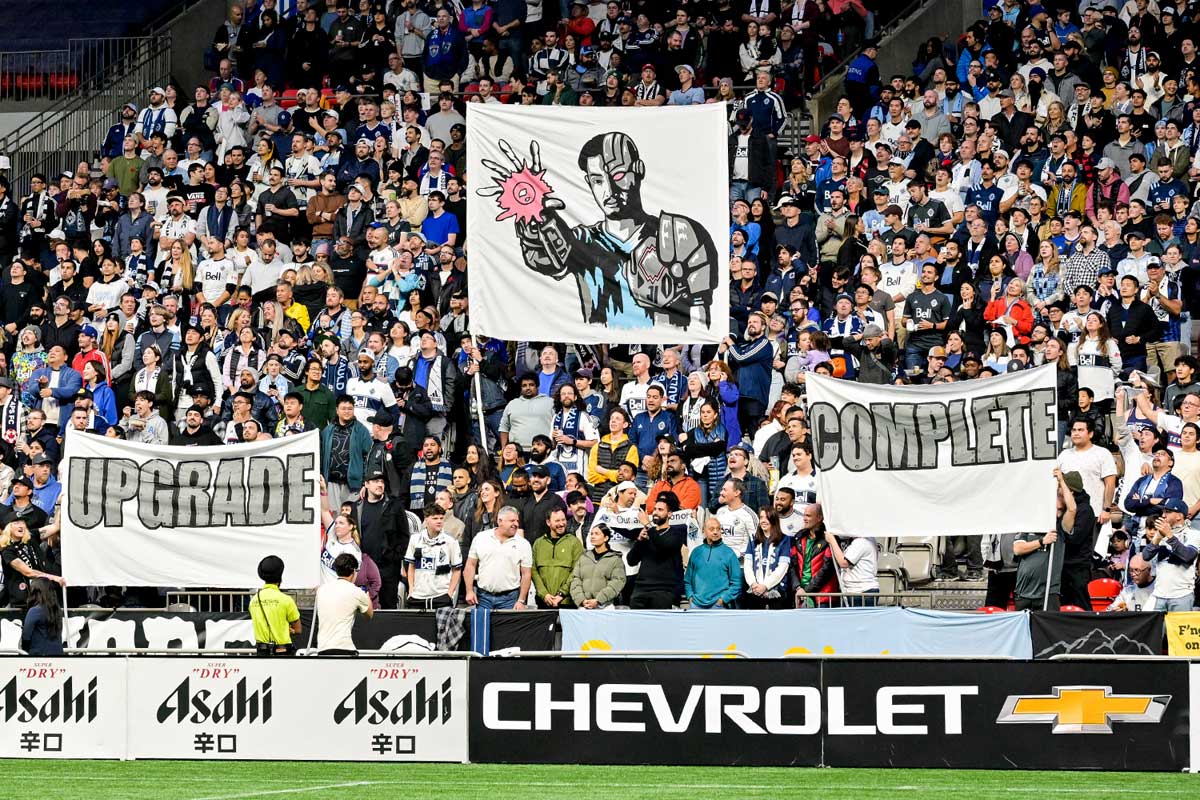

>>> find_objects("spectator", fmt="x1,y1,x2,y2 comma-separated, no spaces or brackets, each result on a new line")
464,505,532,610
314,552,373,654
531,506,583,608
404,505,463,609
1141,497,1199,611
684,516,742,609
626,491,686,609
569,524,626,609
826,530,880,607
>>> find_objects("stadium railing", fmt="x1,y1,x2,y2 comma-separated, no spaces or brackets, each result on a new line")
495,649,750,659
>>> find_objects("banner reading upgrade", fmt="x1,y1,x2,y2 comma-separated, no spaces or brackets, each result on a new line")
806,365,1059,537
60,430,321,588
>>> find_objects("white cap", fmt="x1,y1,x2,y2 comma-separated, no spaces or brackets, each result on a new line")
150,86,166,96
615,481,638,493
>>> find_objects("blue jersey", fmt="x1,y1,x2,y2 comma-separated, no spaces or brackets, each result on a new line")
965,183,1004,224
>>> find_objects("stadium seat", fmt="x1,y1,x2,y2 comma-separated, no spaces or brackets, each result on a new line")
894,536,937,585
876,552,907,603
1088,577,1122,611
280,88,300,109
976,606,1005,614
1059,605,1087,613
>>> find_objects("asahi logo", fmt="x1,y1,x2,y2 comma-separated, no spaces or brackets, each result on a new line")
334,676,453,726
0,675,98,723
156,676,273,724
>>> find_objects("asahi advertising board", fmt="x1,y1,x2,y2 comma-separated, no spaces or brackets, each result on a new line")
0,658,125,758
127,658,467,762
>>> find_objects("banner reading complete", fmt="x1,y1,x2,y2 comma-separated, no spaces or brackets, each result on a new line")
466,104,729,344
806,366,1059,537
60,430,321,588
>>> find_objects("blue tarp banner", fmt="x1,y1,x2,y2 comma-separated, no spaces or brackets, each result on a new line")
559,607,1033,658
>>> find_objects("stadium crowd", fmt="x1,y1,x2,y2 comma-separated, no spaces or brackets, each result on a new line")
0,0,1195,615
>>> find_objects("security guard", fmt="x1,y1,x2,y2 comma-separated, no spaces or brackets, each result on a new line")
249,555,302,656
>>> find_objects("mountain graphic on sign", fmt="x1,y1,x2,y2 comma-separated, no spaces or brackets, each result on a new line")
1034,627,1157,659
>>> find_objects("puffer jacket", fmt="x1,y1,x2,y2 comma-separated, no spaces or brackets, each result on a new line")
569,548,626,608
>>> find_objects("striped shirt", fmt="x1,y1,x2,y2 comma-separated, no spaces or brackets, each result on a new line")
634,80,663,102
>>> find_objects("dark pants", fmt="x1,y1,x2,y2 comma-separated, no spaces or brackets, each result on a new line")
984,570,1017,608
739,593,791,609
409,593,454,610
630,589,675,609
1060,562,1092,609
737,397,765,445
841,588,879,607
1016,594,1060,611
380,570,401,610
940,536,983,576
318,649,359,656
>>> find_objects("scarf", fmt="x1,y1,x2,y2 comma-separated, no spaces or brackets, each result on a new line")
408,459,453,510
0,395,21,444
423,355,446,412
553,407,581,462
205,204,234,243
139,106,168,140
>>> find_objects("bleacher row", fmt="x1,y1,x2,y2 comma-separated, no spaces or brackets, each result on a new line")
877,537,1121,612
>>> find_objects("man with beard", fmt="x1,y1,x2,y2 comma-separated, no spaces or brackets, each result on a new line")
170,405,222,446
646,451,701,511
407,435,453,512
410,329,458,441
550,381,597,475
346,349,397,428
627,492,686,609
220,366,279,431
519,463,567,542
525,434,566,492
358,469,409,609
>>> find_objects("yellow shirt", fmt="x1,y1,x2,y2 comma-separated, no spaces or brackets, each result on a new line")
284,301,311,333
249,584,300,647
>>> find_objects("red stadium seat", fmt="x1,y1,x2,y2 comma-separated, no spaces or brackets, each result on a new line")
280,88,300,109
14,72,45,95
976,606,1006,614
47,71,78,94
1059,605,1087,613
1088,578,1122,611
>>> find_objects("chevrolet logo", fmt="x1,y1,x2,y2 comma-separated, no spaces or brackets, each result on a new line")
997,686,1170,733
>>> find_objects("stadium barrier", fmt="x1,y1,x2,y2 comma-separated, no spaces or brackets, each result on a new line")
0,655,1195,768
0,608,1181,658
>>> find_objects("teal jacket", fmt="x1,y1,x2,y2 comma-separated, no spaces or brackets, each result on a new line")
684,540,742,609
319,418,373,490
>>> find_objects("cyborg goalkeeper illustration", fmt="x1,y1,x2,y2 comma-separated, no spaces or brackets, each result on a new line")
478,132,719,330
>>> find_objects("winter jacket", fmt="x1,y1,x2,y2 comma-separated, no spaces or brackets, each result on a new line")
684,540,742,608
791,532,838,606
569,548,626,607
532,532,585,607
984,296,1035,344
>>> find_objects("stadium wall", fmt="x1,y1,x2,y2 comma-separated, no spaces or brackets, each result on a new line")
0,656,1192,770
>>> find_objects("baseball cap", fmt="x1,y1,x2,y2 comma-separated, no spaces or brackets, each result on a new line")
365,469,386,482
676,64,695,76
774,195,799,209
928,346,947,358
527,464,550,478
368,410,394,427
760,291,779,303
79,324,98,338
150,86,166,96
0,377,12,390
1164,497,1190,514
1096,156,1117,170
615,480,638,493
862,323,884,338
30,454,52,466
805,134,822,143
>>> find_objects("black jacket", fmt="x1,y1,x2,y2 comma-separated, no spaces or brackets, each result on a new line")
1106,298,1160,361
627,523,686,597
728,127,773,190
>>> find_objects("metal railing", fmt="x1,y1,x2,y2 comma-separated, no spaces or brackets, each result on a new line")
0,38,158,102
496,649,750,659
800,591,934,608
0,34,172,197
165,591,256,613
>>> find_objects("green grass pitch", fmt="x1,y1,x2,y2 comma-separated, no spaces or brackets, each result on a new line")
11,761,1196,799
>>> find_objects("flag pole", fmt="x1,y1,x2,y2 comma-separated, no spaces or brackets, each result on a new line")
470,334,489,458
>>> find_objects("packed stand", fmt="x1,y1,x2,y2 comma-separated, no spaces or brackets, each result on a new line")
0,0,1191,616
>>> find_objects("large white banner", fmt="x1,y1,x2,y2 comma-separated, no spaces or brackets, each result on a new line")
466,103,729,344
806,365,1059,537
60,430,321,588
0,658,126,759
127,658,468,762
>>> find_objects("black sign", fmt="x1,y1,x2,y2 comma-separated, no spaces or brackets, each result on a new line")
1030,611,1165,659
822,660,1188,771
299,610,440,652
470,658,824,766
470,659,1189,771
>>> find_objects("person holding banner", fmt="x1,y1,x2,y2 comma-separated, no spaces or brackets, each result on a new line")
1012,470,1082,611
